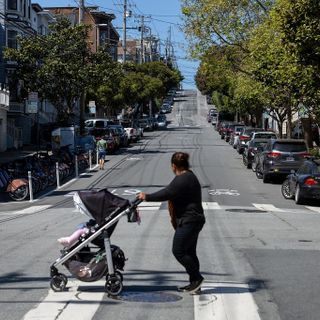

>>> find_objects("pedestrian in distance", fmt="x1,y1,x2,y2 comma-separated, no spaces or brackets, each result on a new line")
96,136,107,170
137,152,205,294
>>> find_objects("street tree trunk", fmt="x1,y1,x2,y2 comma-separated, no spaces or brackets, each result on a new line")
301,117,313,148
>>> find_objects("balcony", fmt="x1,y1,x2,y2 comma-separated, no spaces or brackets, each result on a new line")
0,89,10,111
8,102,24,113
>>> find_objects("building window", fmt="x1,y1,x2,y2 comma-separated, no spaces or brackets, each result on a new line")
7,30,18,49
7,0,17,10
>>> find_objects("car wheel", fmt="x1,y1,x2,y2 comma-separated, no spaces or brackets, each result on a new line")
281,179,294,199
256,165,263,179
295,184,305,205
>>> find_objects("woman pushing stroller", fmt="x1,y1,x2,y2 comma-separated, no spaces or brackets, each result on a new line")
137,152,205,294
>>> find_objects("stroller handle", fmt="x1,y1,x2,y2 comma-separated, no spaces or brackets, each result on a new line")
131,198,143,207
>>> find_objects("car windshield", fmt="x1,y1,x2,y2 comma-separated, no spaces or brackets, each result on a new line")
273,142,307,152
254,133,276,139
253,141,268,147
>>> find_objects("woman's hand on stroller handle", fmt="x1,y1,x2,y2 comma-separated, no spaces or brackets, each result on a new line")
136,192,146,201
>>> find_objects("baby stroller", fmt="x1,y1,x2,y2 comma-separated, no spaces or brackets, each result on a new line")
50,188,141,296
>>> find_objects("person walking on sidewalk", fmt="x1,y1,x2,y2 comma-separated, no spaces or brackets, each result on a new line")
137,152,205,294
96,136,107,170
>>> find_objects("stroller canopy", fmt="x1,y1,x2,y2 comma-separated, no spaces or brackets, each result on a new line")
74,188,130,226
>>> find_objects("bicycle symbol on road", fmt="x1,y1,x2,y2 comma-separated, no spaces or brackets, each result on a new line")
209,189,240,196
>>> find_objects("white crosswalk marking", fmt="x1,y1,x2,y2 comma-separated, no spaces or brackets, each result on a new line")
6,205,52,215
202,202,221,210
305,206,320,213
138,202,162,211
23,280,106,320
252,203,284,212
194,282,261,320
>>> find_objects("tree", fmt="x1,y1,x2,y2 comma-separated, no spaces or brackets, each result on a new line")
86,47,124,117
5,17,93,124
181,0,273,56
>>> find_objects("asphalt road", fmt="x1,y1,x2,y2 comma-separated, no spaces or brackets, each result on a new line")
1,90,320,320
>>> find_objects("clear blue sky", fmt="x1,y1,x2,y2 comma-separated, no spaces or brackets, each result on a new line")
36,0,198,89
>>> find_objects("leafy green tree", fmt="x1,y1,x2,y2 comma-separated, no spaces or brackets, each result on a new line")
181,0,273,56
86,47,124,117
5,17,92,124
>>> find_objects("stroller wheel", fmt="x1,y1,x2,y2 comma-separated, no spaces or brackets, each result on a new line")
50,274,68,292
106,271,123,282
105,275,123,296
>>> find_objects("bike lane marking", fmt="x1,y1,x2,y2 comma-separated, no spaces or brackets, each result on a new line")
194,282,261,320
23,280,107,320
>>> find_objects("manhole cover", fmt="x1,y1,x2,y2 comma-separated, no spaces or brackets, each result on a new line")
226,209,266,213
112,291,183,303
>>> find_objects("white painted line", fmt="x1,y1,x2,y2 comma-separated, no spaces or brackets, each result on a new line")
138,202,162,207
202,202,221,210
305,206,320,213
252,204,284,212
13,205,52,215
194,282,261,320
23,280,106,320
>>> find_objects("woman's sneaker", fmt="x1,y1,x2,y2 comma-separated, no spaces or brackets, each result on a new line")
177,284,191,292
186,277,204,294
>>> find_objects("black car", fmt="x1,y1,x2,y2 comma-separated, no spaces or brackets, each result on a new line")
281,158,320,204
242,139,269,169
255,139,309,183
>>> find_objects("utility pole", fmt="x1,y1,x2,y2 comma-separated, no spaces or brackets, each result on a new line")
123,0,127,63
79,0,85,133
79,0,84,24
140,15,145,64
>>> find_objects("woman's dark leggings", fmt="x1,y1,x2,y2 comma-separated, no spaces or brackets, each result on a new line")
172,222,204,282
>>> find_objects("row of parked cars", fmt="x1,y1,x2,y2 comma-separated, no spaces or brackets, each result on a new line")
85,113,169,154
217,121,320,205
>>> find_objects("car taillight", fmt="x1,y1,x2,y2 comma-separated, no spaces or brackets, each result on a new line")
239,135,249,141
304,178,318,186
267,152,281,158
300,152,310,158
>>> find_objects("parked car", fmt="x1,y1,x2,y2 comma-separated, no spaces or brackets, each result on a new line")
89,128,116,154
138,119,153,131
85,118,114,129
109,124,128,147
281,158,320,204
231,127,245,148
255,139,309,183
225,123,245,143
156,114,167,129
242,139,269,169
123,126,138,143
219,122,233,139
235,127,264,154
250,131,277,140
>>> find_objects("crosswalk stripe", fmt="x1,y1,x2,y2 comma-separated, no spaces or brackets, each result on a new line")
202,202,221,210
23,280,106,320
252,203,284,212
305,206,320,213
194,282,261,320
10,205,52,215
138,202,162,211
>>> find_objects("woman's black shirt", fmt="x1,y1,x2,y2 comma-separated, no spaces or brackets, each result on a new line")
145,170,205,226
